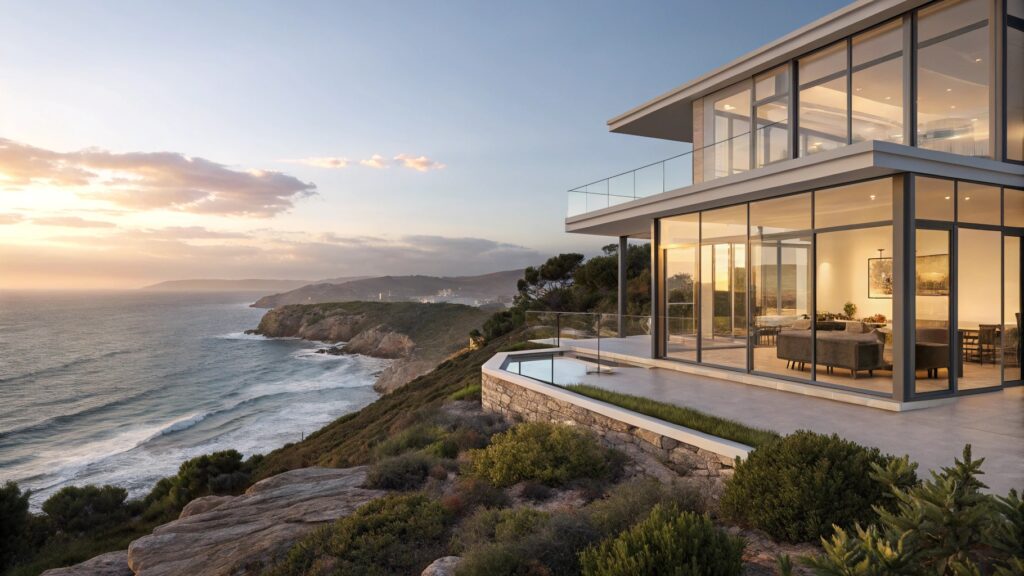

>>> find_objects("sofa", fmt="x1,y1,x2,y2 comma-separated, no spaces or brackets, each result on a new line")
915,327,950,379
776,322,886,378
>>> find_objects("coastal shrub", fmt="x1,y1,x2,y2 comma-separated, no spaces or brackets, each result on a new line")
41,485,129,534
805,446,1024,574
579,505,745,576
142,449,262,519
516,480,553,502
364,453,437,490
468,422,619,487
720,430,917,543
266,493,450,576
584,478,701,535
453,507,550,553
0,481,32,569
449,383,481,402
374,422,445,458
456,510,600,576
441,477,509,517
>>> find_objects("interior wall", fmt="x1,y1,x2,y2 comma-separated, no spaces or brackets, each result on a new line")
816,226,894,319
958,228,1002,327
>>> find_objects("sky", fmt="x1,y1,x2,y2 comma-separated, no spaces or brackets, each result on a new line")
0,0,849,289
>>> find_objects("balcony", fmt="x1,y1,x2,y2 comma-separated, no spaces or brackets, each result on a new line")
568,123,784,218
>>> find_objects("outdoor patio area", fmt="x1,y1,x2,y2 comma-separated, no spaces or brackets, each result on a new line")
556,354,1023,494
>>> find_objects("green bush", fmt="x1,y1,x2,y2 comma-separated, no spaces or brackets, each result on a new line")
579,505,744,576
441,477,509,517
720,430,916,543
266,493,450,576
805,446,1024,575
453,507,550,553
142,449,262,520
364,453,437,490
456,510,599,576
41,485,129,534
468,422,619,488
1,481,32,569
374,423,446,458
585,478,701,536
449,383,482,402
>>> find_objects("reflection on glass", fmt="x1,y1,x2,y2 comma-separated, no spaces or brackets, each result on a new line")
958,182,1001,225
750,194,812,377
958,228,1002,389
704,82,751,180
915,177,955,221
662,213,699,361
916,0,990,157
915,229,952,394
754,66,790,167
1006,188,1024,228
815,226,894,393
700,206,747,369
852,19,904,143
799,41,849,156
1004,236,1021,383
815,178,894,228
1008,25,1023,161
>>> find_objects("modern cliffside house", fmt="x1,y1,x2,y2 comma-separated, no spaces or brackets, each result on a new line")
565,0,1024,405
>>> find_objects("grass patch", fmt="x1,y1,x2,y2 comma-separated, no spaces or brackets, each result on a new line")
449,382,481,401
563,384,779,449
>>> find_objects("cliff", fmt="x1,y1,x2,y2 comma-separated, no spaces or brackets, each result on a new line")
250,270,522,308
250,301,491,393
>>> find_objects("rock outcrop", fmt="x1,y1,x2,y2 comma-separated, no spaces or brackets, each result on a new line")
421,556,463,576
127,467,384,576
41,551,132,576
249,302,489,393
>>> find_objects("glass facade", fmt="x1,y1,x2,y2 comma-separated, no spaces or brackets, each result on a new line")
1008,1,1024,161
653,175,1024,399
798,42,849,156
704,82,751,179
852,19,904,143
754,66,790,167
916,0,991,156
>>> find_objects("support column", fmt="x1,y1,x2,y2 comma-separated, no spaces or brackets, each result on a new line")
618,235,627,338
892,174,915,402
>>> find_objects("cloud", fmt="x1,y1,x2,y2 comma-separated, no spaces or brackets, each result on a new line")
0,138,317,217
32,216,117,228
132,226,251,240
359,154,389,169
0,213,23,225
284,157,351,169
394,154,445,172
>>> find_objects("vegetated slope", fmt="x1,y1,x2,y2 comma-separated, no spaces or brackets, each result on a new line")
253,333,532,479
250,269,524,308
252,301,492,392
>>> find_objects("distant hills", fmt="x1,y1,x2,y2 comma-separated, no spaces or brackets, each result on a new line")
140,277,369,293
250,269,523,308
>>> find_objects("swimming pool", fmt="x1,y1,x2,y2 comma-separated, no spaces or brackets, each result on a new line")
503,353,612,386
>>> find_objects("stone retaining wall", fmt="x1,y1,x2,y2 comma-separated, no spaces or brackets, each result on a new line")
481,372,737,478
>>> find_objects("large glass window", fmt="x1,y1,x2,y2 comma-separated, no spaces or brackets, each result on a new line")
1006,188,1024,227
915,229,953,394
815,225,894,392
662,214,700,362
703,82,751,180
852,20,904,143
1004,235,1021,383
916,177,955,221
958,182,1001,225
754,65,790,167
750,194,812,377
815,178,894,228
799,41,849,156
1008,7,1024,161
700,206,748,369
916,0,991,157
957,228,1002,389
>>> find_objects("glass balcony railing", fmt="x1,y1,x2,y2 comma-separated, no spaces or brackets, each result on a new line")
567,122,786,218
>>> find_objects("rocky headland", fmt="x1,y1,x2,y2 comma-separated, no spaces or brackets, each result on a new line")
247,301,490,393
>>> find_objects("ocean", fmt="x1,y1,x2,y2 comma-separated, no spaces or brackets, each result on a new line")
0,291,384,508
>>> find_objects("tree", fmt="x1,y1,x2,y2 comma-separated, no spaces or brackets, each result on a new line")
0,481,31,569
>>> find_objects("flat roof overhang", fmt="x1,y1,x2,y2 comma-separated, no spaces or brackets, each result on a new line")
608,0,930,142
565,141,1024,237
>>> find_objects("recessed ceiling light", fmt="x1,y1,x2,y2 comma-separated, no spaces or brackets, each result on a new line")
950,105,957,109
884,96,891,100
946,88,953,92
965,197,972,201
975,58,982,62
723,104,735,111
945,196,951,200
870,195,877,200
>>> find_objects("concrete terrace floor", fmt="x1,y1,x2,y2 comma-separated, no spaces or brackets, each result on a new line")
557,345,1023,494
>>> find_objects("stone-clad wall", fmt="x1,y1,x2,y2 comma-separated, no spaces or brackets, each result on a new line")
481,372,737,478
